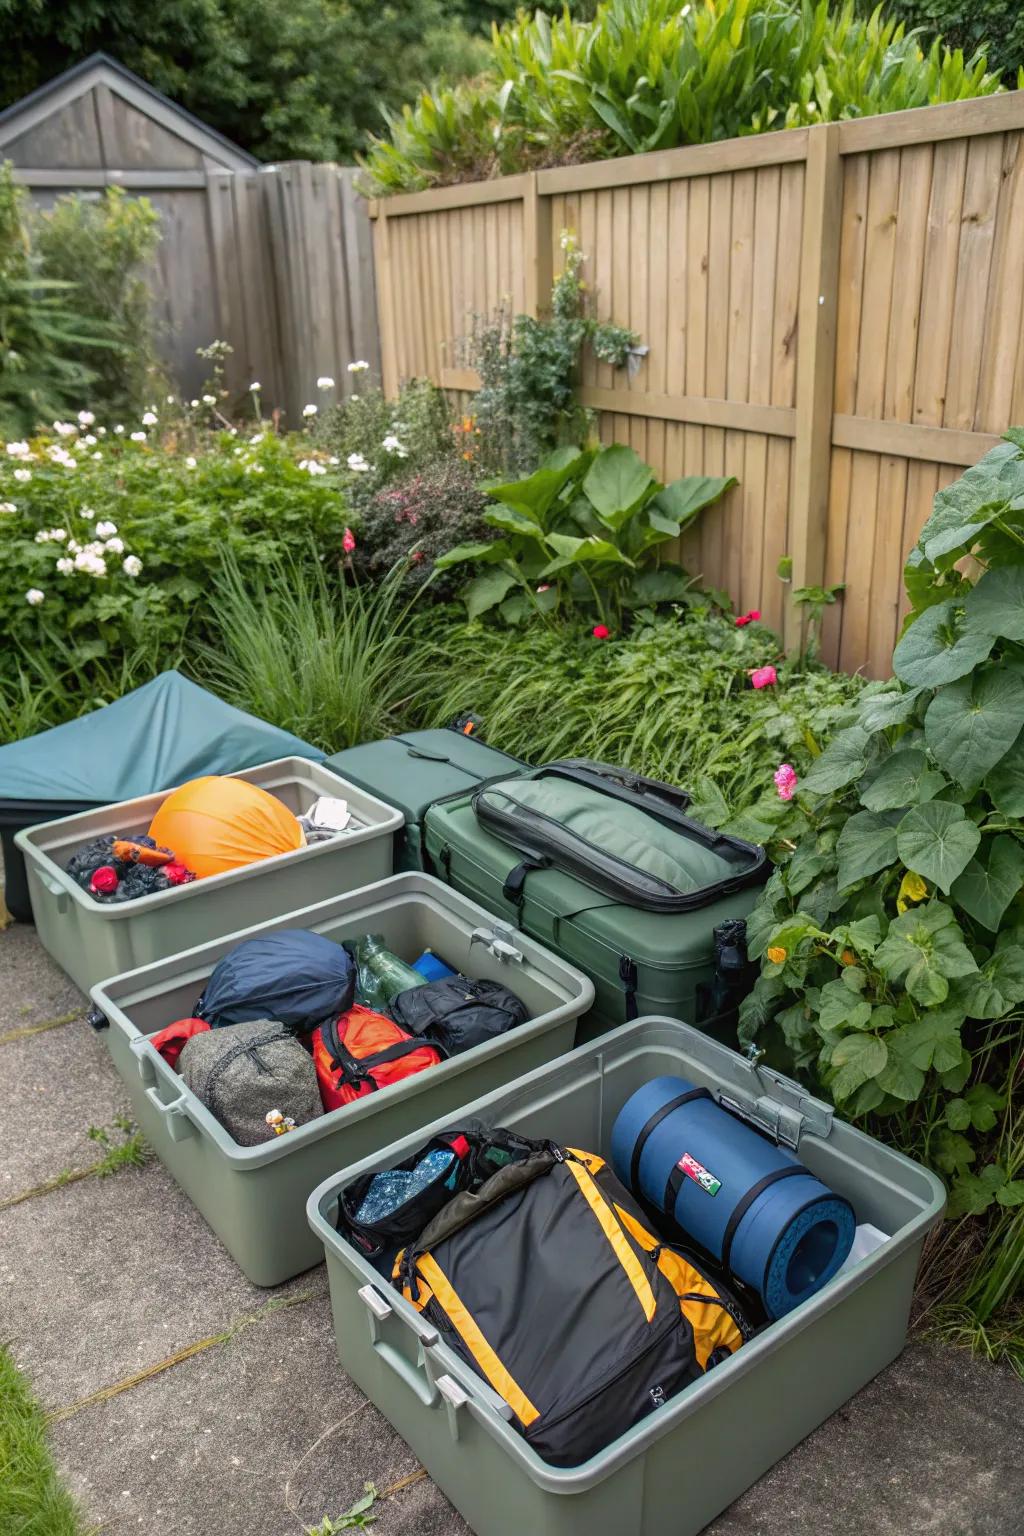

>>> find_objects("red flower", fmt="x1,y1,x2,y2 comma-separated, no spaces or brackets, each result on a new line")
342,527,356,553
90,865,119,895
592,624,611,640
735,609,762,627
751,665,777,689
411,550,424,563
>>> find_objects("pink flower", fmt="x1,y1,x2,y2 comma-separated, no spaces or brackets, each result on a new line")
342,527,356,553
592,624,611,640
751,665,777,689
735,609,761,628
536,584,551,594
774,763,798,801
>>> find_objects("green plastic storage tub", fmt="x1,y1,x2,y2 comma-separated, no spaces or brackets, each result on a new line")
308,1017,945,1536
16,757,403,994
425,794,765,1039
323,730,526,872
89,873,594,1286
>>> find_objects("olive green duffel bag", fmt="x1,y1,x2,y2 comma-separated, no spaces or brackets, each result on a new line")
424,760,769,1041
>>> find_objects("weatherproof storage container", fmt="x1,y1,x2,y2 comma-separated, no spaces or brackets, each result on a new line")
16,758,402,994
308,1018,944,1536
323,730,526,872
89,873,593,1286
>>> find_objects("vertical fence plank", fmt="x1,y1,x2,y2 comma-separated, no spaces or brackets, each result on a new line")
787,123,842,651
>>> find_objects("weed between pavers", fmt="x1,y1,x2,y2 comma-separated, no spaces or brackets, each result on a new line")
0,1115,149,1211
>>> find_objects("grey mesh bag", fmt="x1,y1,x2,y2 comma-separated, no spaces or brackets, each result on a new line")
178,1019,324,1145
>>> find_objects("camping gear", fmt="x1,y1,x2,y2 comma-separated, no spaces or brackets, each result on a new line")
178,1019,323,1146
16,759,401,994
312,1006,443,1109
0,671,322,922
411,949,457,983
298,796,352,842
610,1075,856,1318
195,929,355,1033
424,760,769,1037
389,975,528,1055
148,774,304,879
308,1016,945,1536
149,1017,210,1069
391,1136,747,1468
65,833,194,903
352,933,427,1010
323,728,527,871
90,873,593,1284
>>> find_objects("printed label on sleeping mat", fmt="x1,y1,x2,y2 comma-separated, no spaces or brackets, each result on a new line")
678,1152,721,1196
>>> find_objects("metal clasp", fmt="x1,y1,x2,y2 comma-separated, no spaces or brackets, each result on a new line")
469,922,524,964
718,1044,834,1150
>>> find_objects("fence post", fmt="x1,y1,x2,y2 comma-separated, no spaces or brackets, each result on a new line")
786,122,843,652
522,173,552,318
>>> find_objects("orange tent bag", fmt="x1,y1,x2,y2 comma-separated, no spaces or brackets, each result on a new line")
149,776,303,880
313,1006,443,1110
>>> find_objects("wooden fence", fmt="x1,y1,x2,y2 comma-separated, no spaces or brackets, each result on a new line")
369,93,1024,676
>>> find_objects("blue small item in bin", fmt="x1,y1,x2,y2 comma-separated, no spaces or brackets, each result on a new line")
411,949,456,983
354,1148,458,1224
611,1074,855,1318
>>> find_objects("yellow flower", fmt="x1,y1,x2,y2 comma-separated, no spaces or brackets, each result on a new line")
767,945,787,966
897,870,928,914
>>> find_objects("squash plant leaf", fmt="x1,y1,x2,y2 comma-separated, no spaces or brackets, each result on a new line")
858,684,925,733
873,901,977,1006
836,809,901,891
800,725,873,795
961,944,1024,1019
829,1032,887,1102
984,728,1024,816
950,835,1024,933
917,441,1024,565
859,748,946,813
924,667,1024,789
892,599,996,689
895,800,981,893
962,564,1024,644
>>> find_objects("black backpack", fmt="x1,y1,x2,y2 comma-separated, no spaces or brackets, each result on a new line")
388,975,527,1055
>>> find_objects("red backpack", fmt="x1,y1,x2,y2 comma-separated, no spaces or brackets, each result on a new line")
312,1006,443,1110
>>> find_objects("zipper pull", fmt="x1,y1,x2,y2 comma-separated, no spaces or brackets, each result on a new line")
551,1145,565,1163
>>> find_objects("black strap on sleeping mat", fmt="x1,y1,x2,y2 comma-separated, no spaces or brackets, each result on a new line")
628,1086,712,1195
719,1165,806,1275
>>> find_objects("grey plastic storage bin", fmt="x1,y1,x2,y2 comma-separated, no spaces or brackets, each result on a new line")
16,757,403,994
90,873,593,1286
308,1018,945,1536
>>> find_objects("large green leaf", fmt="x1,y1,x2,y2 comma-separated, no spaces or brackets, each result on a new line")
892,599,996,688
539,533,634,576
464,567,517,621
859,748,945,813
961,945,1024,1019
874,901,978,1006
985,729,1024,816
800,726,873,795
483,505,547,538
484,451,584,520
962,565,1024,644
917,441,1024,564
858,684,925,733
626,566,693,605
924,667,1024,789
896,800,981,893
835,809,900,890
649,474,736,533
433,539,510,570
829,1033,888,1101
817,976,872,1034
950,835,1024,933
583,445,655,530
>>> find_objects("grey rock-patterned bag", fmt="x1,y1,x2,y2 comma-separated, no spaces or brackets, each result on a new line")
177,1018,323,1145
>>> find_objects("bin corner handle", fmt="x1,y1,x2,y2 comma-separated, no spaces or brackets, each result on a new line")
470,922,524,964
358,1284,393,1322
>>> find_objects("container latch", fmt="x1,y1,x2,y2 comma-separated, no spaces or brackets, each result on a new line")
469,922,524,964
717,1045,834,1149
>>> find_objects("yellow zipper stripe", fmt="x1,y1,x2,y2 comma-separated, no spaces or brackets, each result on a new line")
614,1204,744,1367
416,1253,540,1427
565,1159,657,1322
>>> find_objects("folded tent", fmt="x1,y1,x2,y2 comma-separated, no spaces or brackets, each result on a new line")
0,671,323,921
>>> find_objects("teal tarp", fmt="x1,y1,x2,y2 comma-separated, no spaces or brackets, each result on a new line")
0,671,322,804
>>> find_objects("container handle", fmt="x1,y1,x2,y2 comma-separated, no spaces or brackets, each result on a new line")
144,1084,199,1143
357,1284,439,1408
37,872,69,915
423,1353,516,1444
130,1036,159,1087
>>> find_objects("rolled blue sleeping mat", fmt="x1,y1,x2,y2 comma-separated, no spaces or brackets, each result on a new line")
610,1075,855,1318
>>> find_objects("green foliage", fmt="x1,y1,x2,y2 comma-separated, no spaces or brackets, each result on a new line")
363,0,1008,194
0,164,112,437
0,1344,85,1536
317,375,456,520
860,0,1024,83
436,442,735,626
354,456,496,595
34,187,163,423
740,434,1024,1274
465,231,639,474
0,0,489,165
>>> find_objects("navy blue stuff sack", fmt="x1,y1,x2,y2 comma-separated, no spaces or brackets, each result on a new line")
194,930,355,1035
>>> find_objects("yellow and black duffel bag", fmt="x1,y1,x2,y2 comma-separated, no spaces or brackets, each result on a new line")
393,1135,750,1467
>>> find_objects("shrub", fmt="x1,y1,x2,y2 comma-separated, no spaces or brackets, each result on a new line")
362,0,1010,194
354,456,495,596
866,0,1024,83
34,187,163,423
316,375,456,520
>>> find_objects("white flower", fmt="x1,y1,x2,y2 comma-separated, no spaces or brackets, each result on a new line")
249,381,261,392
97,426,107,437
328,456,339,465
6,440,31,458
77,410,95,426
53,421,77,437
96,520,117,538
382,433,405,453
113,424,124,435
74,549,106,577
14,467,31,482
185,456,197,468
346,452,370,473
202,394,217,406
123,555,143,577
129,431,146,443
83,433,97,445
81,506,95,520
34,530,50,543
56,557,74,575
302,403,318,418
26,588,44,606
317,375,335,389
298,458,327,476
347,360,370,373
190,399,199,409
166,394,176,405
104,536,124,554
141,411,158,427
67,539,81,554
50,527,67,542
250,433,264,445
0,501,15,513
92,451,103,460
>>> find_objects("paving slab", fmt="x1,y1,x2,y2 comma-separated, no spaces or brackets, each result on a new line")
0,919,85,1031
